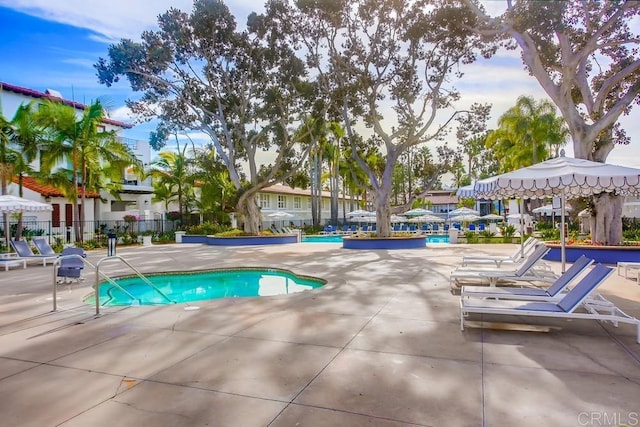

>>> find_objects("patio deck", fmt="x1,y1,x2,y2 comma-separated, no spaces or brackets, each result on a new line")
1,242,639,426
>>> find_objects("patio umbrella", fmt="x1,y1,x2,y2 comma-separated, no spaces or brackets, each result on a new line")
451,213,481,223
346,209,375,218
448,207,480,216
481,214,504,221
531,204,573,216
0,195,53,247
407,214,445,223
403,207,434,216
267,211,294,228
0,195,53,213
470,151,640,271
390,215,406,223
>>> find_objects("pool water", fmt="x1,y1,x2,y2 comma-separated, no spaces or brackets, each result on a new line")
87,268,326,306
302,235,450,243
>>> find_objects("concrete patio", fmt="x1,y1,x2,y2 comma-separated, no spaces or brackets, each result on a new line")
0,242,639,426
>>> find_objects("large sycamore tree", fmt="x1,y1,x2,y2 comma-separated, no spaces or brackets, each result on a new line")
282,0,493,237
465,0,640,244
96,0,314,234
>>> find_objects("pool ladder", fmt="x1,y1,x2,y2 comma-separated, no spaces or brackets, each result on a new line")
52,254,174,315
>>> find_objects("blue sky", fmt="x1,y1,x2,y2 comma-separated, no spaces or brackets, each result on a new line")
1,2,639,168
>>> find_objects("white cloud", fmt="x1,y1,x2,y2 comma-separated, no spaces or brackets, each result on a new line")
0,0,262,41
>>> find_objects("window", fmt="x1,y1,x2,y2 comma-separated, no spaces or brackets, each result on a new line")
293,196,301,209
307,198,311,209
277,195,286,209
260,194,270,208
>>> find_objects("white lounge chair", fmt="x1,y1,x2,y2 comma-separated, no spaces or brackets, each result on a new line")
10,240,58,266
460,264,640,343
461,255,593,301
0,256,27,271
451,244,556,287
461,236,539,268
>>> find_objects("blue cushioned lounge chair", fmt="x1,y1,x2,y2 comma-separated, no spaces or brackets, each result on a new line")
11,240,58,266
460,264,640,343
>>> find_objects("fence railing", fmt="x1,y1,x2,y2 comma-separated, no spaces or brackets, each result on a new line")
0,219,184,244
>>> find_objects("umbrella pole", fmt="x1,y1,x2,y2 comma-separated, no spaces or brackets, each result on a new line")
520,198,525,258
560,193,566,273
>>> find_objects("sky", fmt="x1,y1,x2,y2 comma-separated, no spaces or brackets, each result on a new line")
1,0,639,169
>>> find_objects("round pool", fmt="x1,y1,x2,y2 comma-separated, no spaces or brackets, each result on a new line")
86,268,326,306
302,234,449,244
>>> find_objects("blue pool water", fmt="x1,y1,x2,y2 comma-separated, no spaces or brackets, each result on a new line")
302,235,450,243
87,268,326,306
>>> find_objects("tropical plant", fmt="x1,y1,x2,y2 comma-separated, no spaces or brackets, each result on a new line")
37,99,141,242
486,96,568,172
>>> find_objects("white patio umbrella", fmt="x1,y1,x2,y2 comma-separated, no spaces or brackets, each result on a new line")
390,215,406,223
0,195,53,247
267,211,294,220
448,207,480,216
403,208,434,216
531,204,573,216
346,209,375,217
471,151,640,271
451,213,481,223
407,214,445,223
0,195,54,213
481,214,504,221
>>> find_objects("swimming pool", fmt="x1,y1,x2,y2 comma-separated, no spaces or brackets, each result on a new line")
302,234,450,243
87,268,326,306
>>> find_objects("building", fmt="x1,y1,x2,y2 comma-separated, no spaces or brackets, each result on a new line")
1,82,153,238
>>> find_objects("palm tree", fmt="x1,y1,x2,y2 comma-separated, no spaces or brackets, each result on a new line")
9,103,43,240
37,99,141,241
487,96,568,171
150,147,194,220
0,113,15,247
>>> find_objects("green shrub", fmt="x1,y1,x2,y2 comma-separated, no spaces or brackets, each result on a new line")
186,221,230,235
216,228,245,237
464,231,478,243
540,229,560,240
479,230,496,243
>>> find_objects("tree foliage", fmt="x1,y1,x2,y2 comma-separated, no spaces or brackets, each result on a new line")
465,0,640,244
281,0,495,236
486,96,568,172
96,0,315,234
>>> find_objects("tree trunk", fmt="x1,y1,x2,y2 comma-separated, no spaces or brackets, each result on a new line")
373,189,392,237
237,191,261,235
590,193,624,245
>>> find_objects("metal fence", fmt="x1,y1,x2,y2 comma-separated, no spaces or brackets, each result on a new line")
0,219,183,244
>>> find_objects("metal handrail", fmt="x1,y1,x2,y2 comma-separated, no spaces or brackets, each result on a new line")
52,255,139,311
95,255,174,315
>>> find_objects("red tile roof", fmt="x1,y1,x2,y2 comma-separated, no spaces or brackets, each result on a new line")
0,82,133,129
14,176,101,198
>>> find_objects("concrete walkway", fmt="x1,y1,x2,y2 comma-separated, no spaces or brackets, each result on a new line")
0,242,639,426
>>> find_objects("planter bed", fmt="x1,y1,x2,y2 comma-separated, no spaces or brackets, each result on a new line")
343,236,426,250
544,243,640,264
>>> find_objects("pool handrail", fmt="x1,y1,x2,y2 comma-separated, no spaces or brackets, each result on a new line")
95,255,175,315
52,254,141,312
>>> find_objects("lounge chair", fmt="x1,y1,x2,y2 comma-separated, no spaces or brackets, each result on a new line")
56,247,86,283
461,236,539,267
450,244,556,287
460,264,640,343
0,255,27,271
10,240,58,266
461,255,593,301
478,223,486,232
468,224,476,232
33,238,57,257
